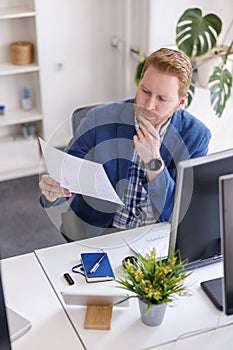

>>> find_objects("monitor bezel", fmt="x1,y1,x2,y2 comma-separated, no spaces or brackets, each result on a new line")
219,173,233,315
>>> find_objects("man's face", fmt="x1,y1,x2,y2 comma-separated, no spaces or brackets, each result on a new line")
135,66,186,127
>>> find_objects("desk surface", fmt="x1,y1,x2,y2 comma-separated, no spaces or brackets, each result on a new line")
35,224,233,350
1,253,84,350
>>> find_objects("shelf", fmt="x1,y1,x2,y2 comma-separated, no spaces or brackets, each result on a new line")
0,63,39,76
0,136,41,180
0,109,42,127
0,7,35,20
0,165,42,182
0,134,36,144
0,1,43,181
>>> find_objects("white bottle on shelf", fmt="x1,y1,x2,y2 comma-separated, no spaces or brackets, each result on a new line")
21,88,32,111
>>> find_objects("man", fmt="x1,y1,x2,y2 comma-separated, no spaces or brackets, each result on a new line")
39,48,211,240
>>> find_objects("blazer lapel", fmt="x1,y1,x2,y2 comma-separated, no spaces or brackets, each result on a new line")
116,103,135,197
160,113,190,168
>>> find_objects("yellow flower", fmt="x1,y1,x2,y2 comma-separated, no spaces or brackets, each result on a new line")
134,271,145,282
153,290,162,299
161,266,172,274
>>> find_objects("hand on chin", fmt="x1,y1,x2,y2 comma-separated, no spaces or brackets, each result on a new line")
134,105,165,128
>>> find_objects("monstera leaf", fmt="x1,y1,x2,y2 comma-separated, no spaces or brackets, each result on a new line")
185,78,195,108
209,66,232,118
176,8,222,57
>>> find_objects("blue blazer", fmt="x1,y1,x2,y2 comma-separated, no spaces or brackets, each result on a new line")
42,99,211,235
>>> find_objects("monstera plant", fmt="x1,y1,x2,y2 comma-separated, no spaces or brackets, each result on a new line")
176,8,233,117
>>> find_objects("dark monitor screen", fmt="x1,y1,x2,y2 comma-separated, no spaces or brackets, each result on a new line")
219,173,233,315
170,148,233,269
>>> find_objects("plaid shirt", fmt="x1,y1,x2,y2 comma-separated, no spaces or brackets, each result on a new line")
112,116,170,229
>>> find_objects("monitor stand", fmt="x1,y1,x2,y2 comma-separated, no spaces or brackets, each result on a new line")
201,277,223,311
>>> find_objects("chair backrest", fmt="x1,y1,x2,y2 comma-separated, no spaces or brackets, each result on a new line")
63,104,100,242
72,105,99,135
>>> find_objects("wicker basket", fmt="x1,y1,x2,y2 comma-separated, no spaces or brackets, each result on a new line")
10,41,33,65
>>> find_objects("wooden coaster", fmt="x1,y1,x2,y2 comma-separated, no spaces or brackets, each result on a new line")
84,305,113,330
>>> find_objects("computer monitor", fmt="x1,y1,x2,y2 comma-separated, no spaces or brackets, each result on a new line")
220,174,233,314
0,259,31,347
169,148,233,269
0,264,12,350
201,173,233,314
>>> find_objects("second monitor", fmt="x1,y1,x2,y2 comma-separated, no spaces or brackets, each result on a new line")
169,148,233,269
201,173,233,314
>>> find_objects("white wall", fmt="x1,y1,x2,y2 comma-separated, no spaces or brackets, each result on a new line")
35,0,126,147
121,0,150,98
35,0,152,147
188,88,233,154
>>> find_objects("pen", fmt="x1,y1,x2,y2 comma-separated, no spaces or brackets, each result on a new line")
89,253,106,274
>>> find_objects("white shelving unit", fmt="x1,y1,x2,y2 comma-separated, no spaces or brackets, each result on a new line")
0,0,42,181
0,0,148,181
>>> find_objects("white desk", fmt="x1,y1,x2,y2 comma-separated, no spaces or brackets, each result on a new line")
1,253,84,350
34,224,233,350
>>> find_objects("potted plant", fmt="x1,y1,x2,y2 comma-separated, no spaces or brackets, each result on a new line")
115,248,190,326
176,8,233,117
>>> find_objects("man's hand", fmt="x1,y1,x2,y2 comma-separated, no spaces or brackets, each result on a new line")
134,115,163,163
39,174,72,202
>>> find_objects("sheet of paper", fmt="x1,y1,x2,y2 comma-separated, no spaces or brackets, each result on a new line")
39,138,124,206
124,222,170,259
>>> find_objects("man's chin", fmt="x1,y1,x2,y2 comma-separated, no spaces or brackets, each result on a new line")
137,113,165,127
146,117,165,126
144,117,159,127
135,106,164,124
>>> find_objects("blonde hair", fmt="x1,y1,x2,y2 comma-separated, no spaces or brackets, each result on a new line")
141,48,192,97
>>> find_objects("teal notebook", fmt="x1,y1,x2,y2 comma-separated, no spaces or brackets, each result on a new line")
81,252,115,283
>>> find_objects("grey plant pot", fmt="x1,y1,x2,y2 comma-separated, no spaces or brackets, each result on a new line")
138,299,167,326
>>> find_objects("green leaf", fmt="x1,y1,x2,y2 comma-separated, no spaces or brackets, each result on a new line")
176,8,222,57
209,66,232,117
185,78,195,108
135,59,146,85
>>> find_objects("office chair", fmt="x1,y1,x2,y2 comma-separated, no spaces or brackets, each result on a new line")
71,104,99,134
62,104,100,241
62,103,126,241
